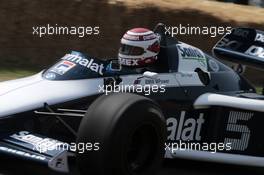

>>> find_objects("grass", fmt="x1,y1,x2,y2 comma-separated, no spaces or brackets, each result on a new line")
256,87,262,94
0,69,37,82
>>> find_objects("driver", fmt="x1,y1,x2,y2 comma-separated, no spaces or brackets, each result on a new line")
106,28,161,74
118,28,160,68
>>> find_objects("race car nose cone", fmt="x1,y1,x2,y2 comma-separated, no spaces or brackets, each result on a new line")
0,72,103,117
0,72,43,96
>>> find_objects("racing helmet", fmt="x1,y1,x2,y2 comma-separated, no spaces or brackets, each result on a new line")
118,28,160,67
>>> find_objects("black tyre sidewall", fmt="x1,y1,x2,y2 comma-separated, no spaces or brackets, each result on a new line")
77,93,166,175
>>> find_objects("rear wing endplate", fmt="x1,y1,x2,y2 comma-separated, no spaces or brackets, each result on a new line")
213,28,264,70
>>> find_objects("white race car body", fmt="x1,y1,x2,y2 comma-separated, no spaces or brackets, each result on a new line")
1,27,264,173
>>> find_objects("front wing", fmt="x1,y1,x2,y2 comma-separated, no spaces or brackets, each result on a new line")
0,131,72,173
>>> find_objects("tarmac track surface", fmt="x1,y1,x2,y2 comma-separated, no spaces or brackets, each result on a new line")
0,158,261,175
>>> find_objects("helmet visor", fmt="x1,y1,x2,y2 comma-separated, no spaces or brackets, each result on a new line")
119,44,144,56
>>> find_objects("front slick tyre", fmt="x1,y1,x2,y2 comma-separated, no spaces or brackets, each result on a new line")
77,93,166,175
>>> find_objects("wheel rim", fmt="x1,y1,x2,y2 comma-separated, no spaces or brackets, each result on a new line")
126,124,159,174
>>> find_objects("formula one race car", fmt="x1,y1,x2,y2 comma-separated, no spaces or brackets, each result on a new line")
0,24,264,175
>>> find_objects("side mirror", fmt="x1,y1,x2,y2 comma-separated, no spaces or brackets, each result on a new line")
143,71,158,79
109,59,121,71
195,68,210,86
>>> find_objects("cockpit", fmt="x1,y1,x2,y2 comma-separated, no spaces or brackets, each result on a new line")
43,24,230,81
43,51,108,80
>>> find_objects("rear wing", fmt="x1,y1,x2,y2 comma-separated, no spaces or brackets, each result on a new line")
213,28,264,70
